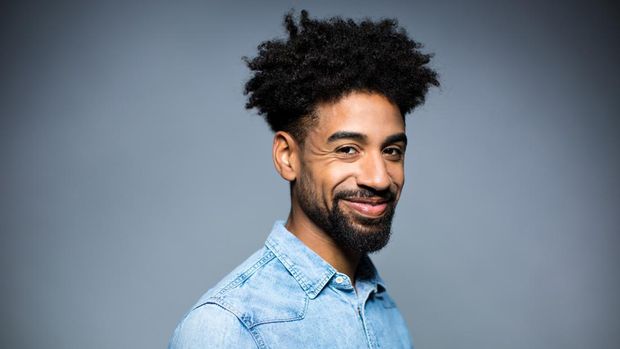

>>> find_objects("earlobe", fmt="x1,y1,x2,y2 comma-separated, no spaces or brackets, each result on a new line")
272,131,298,182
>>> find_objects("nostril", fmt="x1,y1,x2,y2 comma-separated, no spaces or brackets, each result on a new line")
357,169,391,190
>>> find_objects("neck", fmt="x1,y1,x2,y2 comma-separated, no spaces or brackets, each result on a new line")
285,208,361,284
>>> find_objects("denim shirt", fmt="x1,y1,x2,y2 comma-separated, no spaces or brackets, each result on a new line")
169,221,414,348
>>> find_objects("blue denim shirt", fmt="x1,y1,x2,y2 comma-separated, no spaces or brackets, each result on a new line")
169,221,413,348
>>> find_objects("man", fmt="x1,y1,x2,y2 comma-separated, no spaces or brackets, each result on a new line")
169,10,438,348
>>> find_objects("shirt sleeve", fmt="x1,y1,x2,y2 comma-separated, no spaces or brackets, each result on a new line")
168,303,258,349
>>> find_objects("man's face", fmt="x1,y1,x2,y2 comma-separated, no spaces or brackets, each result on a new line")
293,92,406,253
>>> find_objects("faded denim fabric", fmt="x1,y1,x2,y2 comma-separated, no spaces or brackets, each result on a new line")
169,221,414,348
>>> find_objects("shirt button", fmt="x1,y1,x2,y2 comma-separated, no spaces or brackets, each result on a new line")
335,276,345,284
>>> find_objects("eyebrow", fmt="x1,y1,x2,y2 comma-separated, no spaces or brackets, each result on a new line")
382,132,408,148
326,131,408,147
327,131,367,143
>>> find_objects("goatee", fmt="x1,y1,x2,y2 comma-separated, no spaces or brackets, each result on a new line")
295,173,397,253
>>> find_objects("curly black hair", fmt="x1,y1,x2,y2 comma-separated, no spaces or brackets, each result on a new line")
244,10,439,142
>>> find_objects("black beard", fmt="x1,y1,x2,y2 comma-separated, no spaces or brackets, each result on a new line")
295,172,397,254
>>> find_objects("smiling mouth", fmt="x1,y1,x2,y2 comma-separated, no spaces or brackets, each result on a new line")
341,198,389,217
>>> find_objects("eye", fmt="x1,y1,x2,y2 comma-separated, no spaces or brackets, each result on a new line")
336,146,359,156
383,147,404,160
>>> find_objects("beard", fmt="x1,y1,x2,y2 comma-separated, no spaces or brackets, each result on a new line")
294,171,397,254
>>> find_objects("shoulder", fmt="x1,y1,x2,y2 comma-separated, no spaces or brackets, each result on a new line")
168,249,272,348
193,246,308,328
170,246,309,348
168,303,257,348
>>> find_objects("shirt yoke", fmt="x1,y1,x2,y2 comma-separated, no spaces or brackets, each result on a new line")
192,247,309,330
168,303,258,348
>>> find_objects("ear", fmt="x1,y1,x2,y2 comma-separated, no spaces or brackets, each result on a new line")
272,131,299,182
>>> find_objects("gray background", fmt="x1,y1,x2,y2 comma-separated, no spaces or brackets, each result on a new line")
1,0,618,348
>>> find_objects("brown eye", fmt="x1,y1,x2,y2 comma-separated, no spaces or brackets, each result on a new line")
383,147,404,159
337,146,359,156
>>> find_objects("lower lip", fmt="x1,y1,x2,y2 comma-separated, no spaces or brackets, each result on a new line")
342,200,388,217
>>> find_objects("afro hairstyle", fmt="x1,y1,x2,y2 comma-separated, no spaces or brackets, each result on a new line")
244,10,439,142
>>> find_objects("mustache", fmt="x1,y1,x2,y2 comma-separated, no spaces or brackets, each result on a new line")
333,188,396,202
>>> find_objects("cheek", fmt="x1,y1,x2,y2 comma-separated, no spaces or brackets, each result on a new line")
388,165,405,188
323,164,358,189
312,165,357,208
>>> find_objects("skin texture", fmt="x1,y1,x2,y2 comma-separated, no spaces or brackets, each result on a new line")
272,91,406,283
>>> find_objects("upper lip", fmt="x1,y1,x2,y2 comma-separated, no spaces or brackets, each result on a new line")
342,197,389,205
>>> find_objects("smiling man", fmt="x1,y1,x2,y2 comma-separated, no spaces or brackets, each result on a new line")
169,10,438,349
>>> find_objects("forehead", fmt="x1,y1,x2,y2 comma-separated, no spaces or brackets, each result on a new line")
310,92,404,141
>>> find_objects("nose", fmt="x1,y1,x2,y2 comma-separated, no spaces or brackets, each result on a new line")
356,151,391,191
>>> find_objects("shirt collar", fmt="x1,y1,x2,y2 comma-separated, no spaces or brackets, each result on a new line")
265,220,386,299
357,253,387,294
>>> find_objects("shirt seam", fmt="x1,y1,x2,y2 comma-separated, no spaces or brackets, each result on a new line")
214,249,276,297
197,302,265,349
